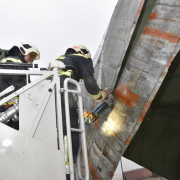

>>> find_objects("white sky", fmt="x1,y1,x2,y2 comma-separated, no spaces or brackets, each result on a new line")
0,0,118,68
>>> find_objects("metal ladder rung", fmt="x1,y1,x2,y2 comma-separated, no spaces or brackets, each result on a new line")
70,128,84,133
61,88,81,94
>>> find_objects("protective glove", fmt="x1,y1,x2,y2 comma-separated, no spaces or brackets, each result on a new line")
95,90,108,103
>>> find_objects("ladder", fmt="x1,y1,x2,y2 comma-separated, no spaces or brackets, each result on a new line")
63,78,89,180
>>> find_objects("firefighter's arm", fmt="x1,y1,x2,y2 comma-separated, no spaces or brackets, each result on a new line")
80,58,107,102
83,77,108,102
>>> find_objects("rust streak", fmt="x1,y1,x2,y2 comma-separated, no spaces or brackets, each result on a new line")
143,27,180,43
113,83,140,108
136,0,144,19
160,57,174,79
149,13,157,20
138,101,151,122
111,132,115,136
166,56,174,68
110,171,114,178
92,99,96,110
88,152,99,180
126,138,131,145
95,115,101,129
170,19,180,23
160,71,166,78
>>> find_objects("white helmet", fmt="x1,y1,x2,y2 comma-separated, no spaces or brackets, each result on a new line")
16,41,40,60
70,44,91,59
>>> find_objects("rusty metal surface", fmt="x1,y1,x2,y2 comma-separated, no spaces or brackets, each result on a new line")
124,168,153,180
117,0,180,155
81,0,145,112
82,0,180,179
94,0,145,89
81,0,145,179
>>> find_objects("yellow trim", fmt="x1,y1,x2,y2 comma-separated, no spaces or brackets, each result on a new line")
1,97,19,105
56,53,87,60
47,69,74,79
70,53,87,58
1,58,22,63
91,91,102,99
3,102,15,106
64,136,69,165
59,70,73,77
56,55,65,60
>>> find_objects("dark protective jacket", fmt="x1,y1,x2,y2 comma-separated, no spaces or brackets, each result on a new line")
56,53,101,99
0,52,28,108
0,50,29,129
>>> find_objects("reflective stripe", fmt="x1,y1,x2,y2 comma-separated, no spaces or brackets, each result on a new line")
91,91,102,99
64,136,69,166
59,70,73,77
2,97,19,106
56,53,87,60
56,55,65,60
47,69,73,79
1,57,22,63
69,53,87,58
3,102,15,106
64,136,75,170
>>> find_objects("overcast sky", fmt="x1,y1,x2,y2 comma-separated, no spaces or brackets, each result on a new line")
0,0,118,68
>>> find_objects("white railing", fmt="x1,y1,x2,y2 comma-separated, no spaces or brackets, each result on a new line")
63,78,89,180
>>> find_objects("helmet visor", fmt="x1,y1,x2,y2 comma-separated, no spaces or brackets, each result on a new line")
30,52,38,60
81,49,89,54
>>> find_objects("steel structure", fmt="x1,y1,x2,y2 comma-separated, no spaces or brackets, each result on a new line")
81,0,180,179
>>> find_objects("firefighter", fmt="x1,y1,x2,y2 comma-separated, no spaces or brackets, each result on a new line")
0,41,40,129
56,44,107,179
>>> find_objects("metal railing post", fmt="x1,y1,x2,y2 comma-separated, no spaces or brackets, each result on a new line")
63,78,89,180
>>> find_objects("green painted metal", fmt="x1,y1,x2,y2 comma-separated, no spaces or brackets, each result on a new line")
0,49,8,61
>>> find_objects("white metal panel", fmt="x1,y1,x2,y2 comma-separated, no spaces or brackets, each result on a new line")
19,80,58,149
0,123,65,180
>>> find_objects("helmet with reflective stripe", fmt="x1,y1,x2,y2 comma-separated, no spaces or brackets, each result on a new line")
68,44,91,59
16,41,40,60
